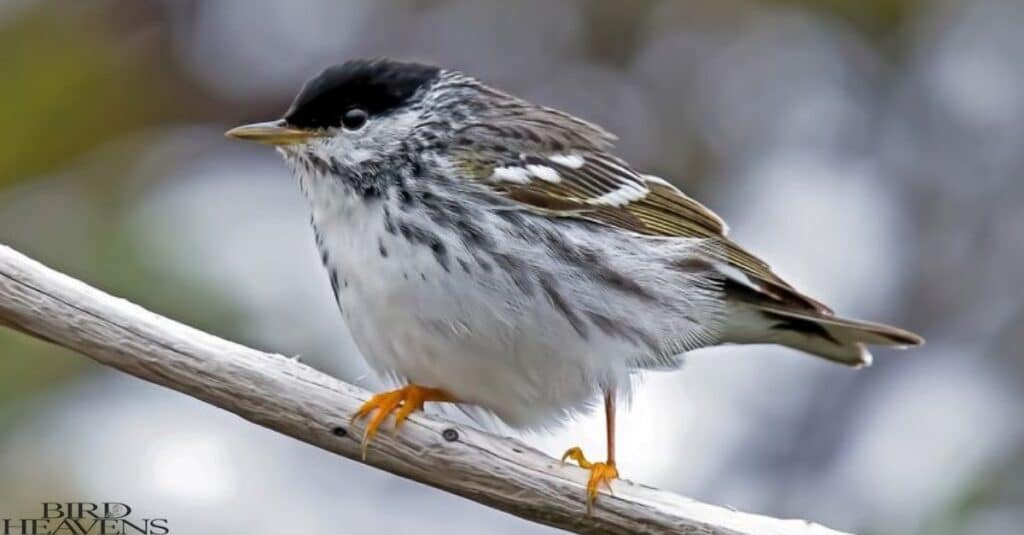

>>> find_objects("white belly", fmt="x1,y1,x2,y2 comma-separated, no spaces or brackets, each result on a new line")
302,170,724,429
311,198,635,428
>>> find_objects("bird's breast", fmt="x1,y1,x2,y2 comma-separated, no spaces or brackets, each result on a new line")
301,177,726,428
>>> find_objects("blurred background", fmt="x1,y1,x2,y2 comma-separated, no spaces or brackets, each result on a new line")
1,0,1022,533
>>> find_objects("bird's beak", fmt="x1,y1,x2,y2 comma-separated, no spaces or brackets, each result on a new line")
224,120,322,146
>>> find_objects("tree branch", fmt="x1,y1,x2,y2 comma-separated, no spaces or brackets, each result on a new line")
0,244,850,535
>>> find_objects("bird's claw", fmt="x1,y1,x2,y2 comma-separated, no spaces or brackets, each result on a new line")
350,385,453,460
561,446,619,513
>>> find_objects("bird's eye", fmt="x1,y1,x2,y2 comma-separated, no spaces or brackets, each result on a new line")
341,108,368,130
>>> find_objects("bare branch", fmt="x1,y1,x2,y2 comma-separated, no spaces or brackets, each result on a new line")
0,245,850,535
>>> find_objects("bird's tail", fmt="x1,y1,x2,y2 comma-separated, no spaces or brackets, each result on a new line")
721,285,924,367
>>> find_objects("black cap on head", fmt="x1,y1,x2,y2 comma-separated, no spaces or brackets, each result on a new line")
283,58,441,129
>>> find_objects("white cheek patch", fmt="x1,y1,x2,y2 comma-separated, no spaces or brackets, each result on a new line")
330,109,421,166
347,148,376,164
491,166,531,184
526,164,561,183
315,134,375,167
549,154,585,169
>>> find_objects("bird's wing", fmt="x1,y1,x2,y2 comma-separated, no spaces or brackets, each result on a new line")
451,125,831,314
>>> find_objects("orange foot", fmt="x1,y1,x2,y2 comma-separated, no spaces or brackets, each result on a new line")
351,384,454,459
561,446,619,512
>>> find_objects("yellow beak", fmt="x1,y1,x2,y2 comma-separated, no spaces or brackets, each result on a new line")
224,120,323,146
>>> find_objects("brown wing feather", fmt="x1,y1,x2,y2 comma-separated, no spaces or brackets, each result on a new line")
450,120,832,315
590,178,832,314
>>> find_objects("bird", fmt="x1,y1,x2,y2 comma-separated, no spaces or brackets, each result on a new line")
225,58,924,510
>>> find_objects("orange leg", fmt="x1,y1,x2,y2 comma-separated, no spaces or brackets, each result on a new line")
561,389,620,512
351,384,454,459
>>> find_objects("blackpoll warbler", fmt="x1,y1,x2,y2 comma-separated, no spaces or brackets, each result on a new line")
226,58,923,510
